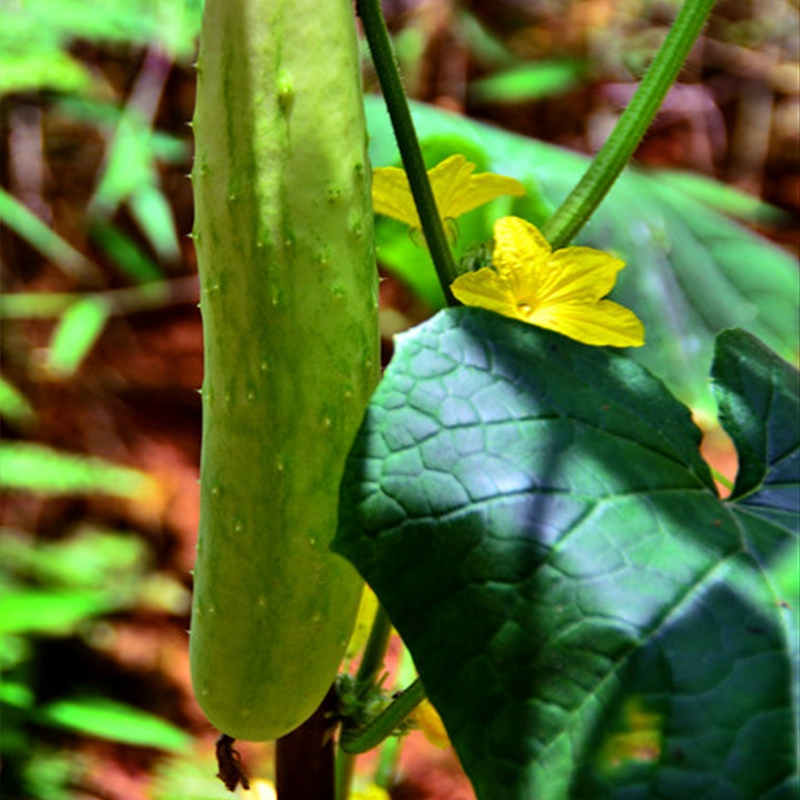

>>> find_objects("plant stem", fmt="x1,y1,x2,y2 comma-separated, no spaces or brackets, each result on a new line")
541,0,716,249
357,0,459,303
355,604,393,686
373,645,418,788
276,684,338,800
336,604,395,799
339,678,427,755
334,747,356,800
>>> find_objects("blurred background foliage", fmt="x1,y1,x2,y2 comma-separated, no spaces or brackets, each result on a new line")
0,0,797,798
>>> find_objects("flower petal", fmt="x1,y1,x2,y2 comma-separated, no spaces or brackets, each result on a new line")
530,300,645,347
446,172,526,220
432,156,525,220
428,155,475,210
492,216,551,277
450,268,519,318
372,158,527,235
543,247,625,304
371,167,419,228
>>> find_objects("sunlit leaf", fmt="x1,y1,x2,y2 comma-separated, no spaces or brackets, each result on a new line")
46,297,111,378
0,529,187,624
0,528,146,591
90,116,156,214
469,60,584,104
90,116,181,261
128,182,181,262
0,589,117,636
0,48,91,96
1,0,202,64
19,748,77,800
0,283,174,319
0,442,156,499
36,696,190,751
0,680,35,711
0,632,30,672
0,377,37,428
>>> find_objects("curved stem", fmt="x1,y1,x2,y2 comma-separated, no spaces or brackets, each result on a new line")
373,645,417,787
339,678,427,755
357,0,459,303
541,0,716,249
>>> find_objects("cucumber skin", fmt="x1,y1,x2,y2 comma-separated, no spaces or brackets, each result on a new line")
190,0,378,741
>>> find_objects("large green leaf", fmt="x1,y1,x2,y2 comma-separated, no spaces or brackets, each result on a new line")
364,97,799,414
335,311,798,800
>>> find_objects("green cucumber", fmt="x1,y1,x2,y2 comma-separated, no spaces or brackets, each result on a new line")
189,0,378,742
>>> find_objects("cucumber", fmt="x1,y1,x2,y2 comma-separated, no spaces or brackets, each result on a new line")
189,0,378,742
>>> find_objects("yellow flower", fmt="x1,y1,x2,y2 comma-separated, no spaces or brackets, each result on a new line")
371,154,525,235
409,699,450,749
450,216,645,347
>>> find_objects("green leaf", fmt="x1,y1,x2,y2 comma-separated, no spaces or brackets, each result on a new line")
46,297,111,378
712,329,800,513
0,48,91,97
364,97,799,414
0,528,148,592
0,377,37,428
0,680,35,710
127,182,181,262
1,0,202,67
0,10,92,96
651,170,790,226
0,589,117,636
90,116,181,261
0,189,101,282
0,442,156,499
469,60,584,104
35,696,190,751
90,116,157,214
90,221,165,282
335,310,798,800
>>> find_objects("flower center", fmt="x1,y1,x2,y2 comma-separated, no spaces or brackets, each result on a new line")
516,302,533,317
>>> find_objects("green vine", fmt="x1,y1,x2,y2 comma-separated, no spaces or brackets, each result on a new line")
356,0,459,301
541,0,717,248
